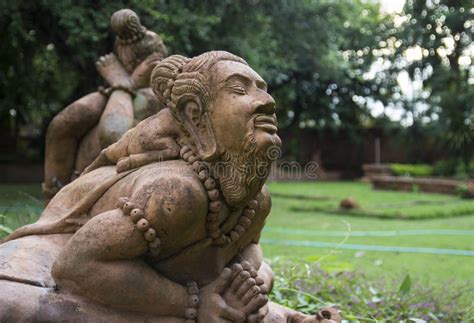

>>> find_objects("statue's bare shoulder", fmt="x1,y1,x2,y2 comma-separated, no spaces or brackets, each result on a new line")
127,161,209,257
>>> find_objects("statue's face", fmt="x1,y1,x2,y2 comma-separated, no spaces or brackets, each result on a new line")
209,61,281,157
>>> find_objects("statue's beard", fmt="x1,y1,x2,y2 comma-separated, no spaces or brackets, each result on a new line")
213,132,273,207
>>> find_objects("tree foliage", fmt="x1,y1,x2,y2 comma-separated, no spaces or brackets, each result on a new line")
389,0,473,166
0,0,390,160
1,0,471,165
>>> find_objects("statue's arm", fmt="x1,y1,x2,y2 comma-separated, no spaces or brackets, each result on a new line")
52,209,189,317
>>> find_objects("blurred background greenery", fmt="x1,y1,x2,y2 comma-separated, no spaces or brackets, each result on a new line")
0,0,473,320
0,0,472,174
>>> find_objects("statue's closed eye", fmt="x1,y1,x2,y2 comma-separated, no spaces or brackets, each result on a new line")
227,84,247,95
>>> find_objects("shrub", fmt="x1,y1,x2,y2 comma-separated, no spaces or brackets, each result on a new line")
433,159,459,177
390,163,433,177
455,161,474,179
433,159,474,179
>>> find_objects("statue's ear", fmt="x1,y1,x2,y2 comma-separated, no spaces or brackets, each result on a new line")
176,94,217,160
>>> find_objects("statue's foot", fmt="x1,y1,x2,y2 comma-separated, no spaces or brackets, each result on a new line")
95,53,134,89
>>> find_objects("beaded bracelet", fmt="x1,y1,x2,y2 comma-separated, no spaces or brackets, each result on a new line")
185,281,200,323
116,197,161,256
98,85,137,98
97,86,110,98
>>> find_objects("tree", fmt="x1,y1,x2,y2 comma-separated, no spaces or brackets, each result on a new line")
0,0,391,161
389,0,474,168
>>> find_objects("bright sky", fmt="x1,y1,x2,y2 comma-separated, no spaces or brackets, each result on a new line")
364,0,408,123
379,0,406,13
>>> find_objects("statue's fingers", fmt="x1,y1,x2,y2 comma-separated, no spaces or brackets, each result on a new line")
213,267,232,294
220,305,245,323
242,285,261,305
236,278,256,298
259,284,269,295
231,263,243,279
241,260,252,271
229,270,251,292
249,268,258,278
243,294,268,314
255,276,265,285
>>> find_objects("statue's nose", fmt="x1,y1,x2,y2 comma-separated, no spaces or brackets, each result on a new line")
255,93,276,115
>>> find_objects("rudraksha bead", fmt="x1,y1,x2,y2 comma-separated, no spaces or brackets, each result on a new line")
123,201,136,214
136,218,150,232
248,199,258,209
243,208,256,218
130,208,143,223
144,228,156,241
207,189,219,201
209,201,221,212
116,197,129,209
204,178,216,190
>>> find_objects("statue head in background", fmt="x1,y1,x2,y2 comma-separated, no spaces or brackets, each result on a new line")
151,51,282,206
111,9,168,73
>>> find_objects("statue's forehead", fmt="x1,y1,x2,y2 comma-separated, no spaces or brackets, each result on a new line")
212,60,264,85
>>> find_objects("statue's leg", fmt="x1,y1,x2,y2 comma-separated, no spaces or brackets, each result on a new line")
44,92,107,201
74,125,102,173
97,89,134,149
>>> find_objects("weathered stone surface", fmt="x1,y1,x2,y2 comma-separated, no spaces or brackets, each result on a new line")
0,10,340,322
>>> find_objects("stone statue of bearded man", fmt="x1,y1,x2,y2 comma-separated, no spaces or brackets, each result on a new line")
0,51,340,323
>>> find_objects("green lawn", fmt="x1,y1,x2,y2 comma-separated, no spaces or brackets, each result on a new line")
0,184,43,235
1,181,473,315
263,181,474,303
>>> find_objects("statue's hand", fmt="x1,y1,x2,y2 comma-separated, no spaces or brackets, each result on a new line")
222,263,268,318
199,268,246,323
199,263,269,323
